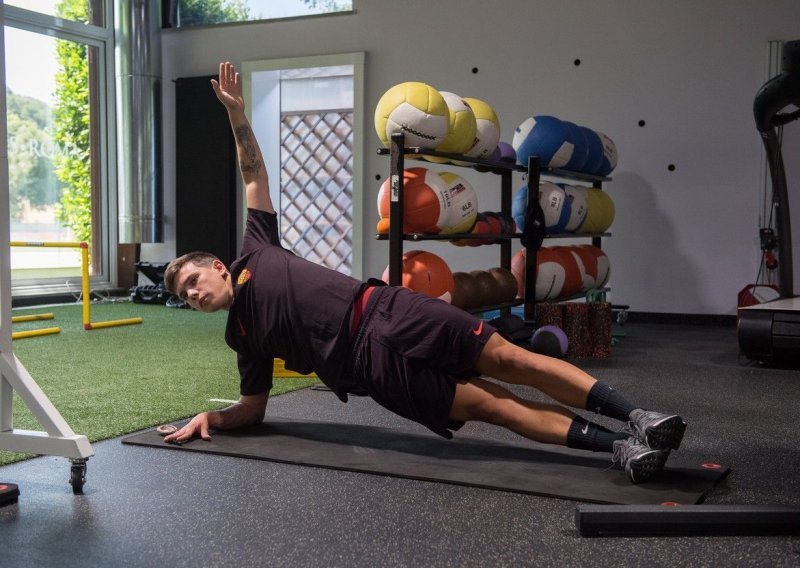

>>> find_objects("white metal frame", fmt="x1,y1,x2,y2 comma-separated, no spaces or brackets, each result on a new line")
0,4,93,463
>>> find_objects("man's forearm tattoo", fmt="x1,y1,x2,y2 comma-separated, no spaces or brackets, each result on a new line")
235,125,263,174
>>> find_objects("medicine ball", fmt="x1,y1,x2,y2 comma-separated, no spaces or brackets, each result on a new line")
377,167,452,234
470,270,499,307
382,250,455,303
488,267,518,303
530,325,568,358
563,121,589,172
512,115,574,169
451,271,480,309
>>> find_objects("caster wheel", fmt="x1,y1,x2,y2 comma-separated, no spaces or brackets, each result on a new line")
70,460,87,494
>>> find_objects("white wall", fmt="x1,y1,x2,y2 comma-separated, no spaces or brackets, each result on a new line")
154,0,800,316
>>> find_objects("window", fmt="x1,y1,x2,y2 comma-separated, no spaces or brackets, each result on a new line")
5,0,105,26
244,53,365,278
168,0,353,28
4,2,114,298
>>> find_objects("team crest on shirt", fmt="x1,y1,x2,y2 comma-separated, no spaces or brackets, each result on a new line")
237,268,252,285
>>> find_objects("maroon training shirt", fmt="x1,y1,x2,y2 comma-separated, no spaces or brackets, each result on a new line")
225,209,367,400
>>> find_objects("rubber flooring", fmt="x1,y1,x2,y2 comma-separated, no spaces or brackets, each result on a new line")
1,323,798,567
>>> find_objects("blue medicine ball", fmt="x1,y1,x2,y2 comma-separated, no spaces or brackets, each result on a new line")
594,131,618,177
563,121,589,172
512,183,572,235
512,185,528,231
581,126,605,174
512,115,574,169
530,325,568,358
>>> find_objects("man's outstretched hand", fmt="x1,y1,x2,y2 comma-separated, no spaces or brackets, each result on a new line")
163,412,212,444
211,61,244,115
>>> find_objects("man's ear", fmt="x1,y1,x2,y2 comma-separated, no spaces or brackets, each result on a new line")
212,259,228,275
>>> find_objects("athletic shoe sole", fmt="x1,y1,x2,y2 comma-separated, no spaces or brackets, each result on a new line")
644,415,687,451
626,448,668,484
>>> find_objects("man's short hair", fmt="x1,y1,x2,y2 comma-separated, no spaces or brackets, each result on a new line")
164,252,220,295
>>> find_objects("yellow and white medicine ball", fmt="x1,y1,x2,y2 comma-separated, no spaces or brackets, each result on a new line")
435,92,478,155
461,97,501,160
374,82,450,149
579,188,615,234
438,171,479,234
578,187,602,234
594,189,616,232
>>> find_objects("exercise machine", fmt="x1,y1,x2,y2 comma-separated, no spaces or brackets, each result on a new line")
738,39,800,365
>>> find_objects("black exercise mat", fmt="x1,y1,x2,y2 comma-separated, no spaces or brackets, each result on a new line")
122,417,729,505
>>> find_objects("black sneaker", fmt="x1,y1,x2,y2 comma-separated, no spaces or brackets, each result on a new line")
612,437,668,484
627,409,687,451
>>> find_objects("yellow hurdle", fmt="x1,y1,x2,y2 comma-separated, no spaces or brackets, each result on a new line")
11,312,58,339
11,312,54,323
273,358,318,378
10,241,144,333
11,327,61,340
78,245,143,330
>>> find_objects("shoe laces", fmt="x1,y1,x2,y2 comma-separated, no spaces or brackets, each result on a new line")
611,437,644,466
621,420,643,441
623,409,657,440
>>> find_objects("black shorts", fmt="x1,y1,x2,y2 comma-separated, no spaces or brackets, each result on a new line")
350,286,497,438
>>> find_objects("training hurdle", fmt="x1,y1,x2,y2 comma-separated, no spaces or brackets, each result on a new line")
10,312,60,340
11,313,54,322
10,241,143,331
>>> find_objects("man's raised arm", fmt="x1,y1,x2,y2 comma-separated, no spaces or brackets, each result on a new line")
211,61,274,213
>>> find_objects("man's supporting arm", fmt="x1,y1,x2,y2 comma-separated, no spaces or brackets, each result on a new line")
163,393,269,443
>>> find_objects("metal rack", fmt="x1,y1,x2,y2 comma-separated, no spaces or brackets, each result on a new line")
378,131,610,321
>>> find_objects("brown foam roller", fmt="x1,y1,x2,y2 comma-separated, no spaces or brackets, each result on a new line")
534,302,564,328
563,303,591,358
589,301,613,358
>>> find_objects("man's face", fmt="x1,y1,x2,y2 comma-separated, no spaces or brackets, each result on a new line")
174,260,233,312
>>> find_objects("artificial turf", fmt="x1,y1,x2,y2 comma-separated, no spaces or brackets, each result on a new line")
1,301,319,465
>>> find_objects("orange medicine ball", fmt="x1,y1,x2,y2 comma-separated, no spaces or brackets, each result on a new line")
512,247,572,301
551,246,583,297
377,167,452,234
569,245,598,291
578,244,610,287
382,250,455,303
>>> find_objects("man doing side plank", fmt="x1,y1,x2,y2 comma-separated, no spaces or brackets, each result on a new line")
163,62,686,483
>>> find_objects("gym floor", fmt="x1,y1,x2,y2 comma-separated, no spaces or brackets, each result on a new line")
1,323,798,567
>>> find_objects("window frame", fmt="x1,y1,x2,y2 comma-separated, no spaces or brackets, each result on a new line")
242,52,365,279
166,0,355,29
4,2,117,300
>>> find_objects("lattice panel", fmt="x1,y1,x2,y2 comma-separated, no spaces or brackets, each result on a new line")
280,111,353,274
